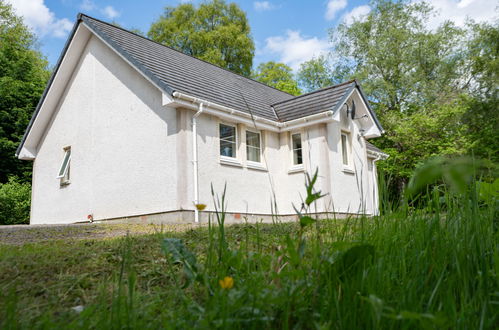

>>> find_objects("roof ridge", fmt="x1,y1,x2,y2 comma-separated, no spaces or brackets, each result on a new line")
271,79,356,106
77,13,295,98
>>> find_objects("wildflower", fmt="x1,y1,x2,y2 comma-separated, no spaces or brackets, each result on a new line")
195,204,207,211
219,276,234,289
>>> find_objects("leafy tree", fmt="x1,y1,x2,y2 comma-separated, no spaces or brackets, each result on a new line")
329,0,473,196
462,22,499,162
0,0,50,183
0,177,31,225
252,61,301,95
148,0,254,77
331,0,466,115
297,55,337,92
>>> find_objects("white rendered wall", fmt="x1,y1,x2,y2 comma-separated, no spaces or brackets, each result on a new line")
30,35,379,224
31,36,178,224
181,110,375,216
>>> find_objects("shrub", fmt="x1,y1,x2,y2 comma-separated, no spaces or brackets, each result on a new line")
0,177,31,225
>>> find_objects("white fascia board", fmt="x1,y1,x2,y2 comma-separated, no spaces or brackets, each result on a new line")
173,98,280,132
19,24,92,160
279,112,335,132
172,92,280,132
172,91,342,133
367,149,389,160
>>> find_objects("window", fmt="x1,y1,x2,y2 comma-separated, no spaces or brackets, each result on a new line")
341,133,350,166
291,133,302,165
57,147,71,185
246,130,261,163
219,123,236,158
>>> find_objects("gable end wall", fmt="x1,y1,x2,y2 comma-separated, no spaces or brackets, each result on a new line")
31,35,178,224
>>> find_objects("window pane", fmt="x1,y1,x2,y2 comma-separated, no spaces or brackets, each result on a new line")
293,148,302,165
292,133,302,150
58,149,71,177
220,124,235,141
220,124,236,158
341,134,349,165
246,131,261,162
292,133,302,165
246,131,260,148
247,146,261,162
220,140,235,157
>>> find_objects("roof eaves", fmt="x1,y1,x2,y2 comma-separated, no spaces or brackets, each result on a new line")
271,80,356,107
354,81,384,132
329,83,357,115
80,15,175,96
16,15,82,157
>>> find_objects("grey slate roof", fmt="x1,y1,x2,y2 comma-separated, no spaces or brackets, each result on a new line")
17,14,384,156
81,15,293,121
365,140,384,154
272,81,355,121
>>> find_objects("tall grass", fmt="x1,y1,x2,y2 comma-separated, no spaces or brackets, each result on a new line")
1,158,497,329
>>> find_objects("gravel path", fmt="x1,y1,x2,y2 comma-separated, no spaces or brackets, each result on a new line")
0,222,196,245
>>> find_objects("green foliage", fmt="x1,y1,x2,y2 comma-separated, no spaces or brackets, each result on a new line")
377,97,472,181
0,0,50,183
296,55,337,92
329,0,499,198
252,61,301,95
148,0,254,77
406,156,480,198
162,238,200,289
462,22,499,162
0,177,31,225
332,0,466,114
1,165,497,328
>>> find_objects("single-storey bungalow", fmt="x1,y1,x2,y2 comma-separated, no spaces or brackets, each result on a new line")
16,14,388,225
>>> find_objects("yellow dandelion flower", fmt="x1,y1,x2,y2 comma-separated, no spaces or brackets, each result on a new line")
219,276,234,289
195,204,207,211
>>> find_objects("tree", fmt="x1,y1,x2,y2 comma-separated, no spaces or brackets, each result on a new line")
252,61,301,95
331,0,466,115
462,21,499,162
148,0,254,77
0,0,50,183
297,55,336,92
329,0,472,197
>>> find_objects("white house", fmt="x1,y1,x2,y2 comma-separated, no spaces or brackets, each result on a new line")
16,14,388,225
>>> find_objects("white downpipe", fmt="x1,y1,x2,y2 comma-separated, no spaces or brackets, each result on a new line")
192,103,204,223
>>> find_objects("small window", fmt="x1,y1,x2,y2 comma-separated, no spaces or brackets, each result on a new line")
341,133,350,166
291,133,302,165
57,147,71,185
220,123,236,158
246,130,261,163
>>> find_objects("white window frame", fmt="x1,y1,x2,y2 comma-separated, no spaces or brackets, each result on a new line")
57,146,71,185
245,129,262,164
341,131,352,168
219,122,238,160
291,132,303,167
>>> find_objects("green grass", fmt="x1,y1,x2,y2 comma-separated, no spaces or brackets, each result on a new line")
0,166,498,329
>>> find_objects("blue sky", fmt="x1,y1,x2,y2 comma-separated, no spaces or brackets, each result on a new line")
6,0,498,72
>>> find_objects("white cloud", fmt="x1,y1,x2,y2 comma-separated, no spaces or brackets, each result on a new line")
6,0,73,38
264,30,330,71
325,0,348,21
101,6,120,19
342,5,371,25
79,0,95,11
414,0,498,28
254,1,276,11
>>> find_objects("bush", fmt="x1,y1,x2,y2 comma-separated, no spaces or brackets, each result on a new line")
0,177,31,225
